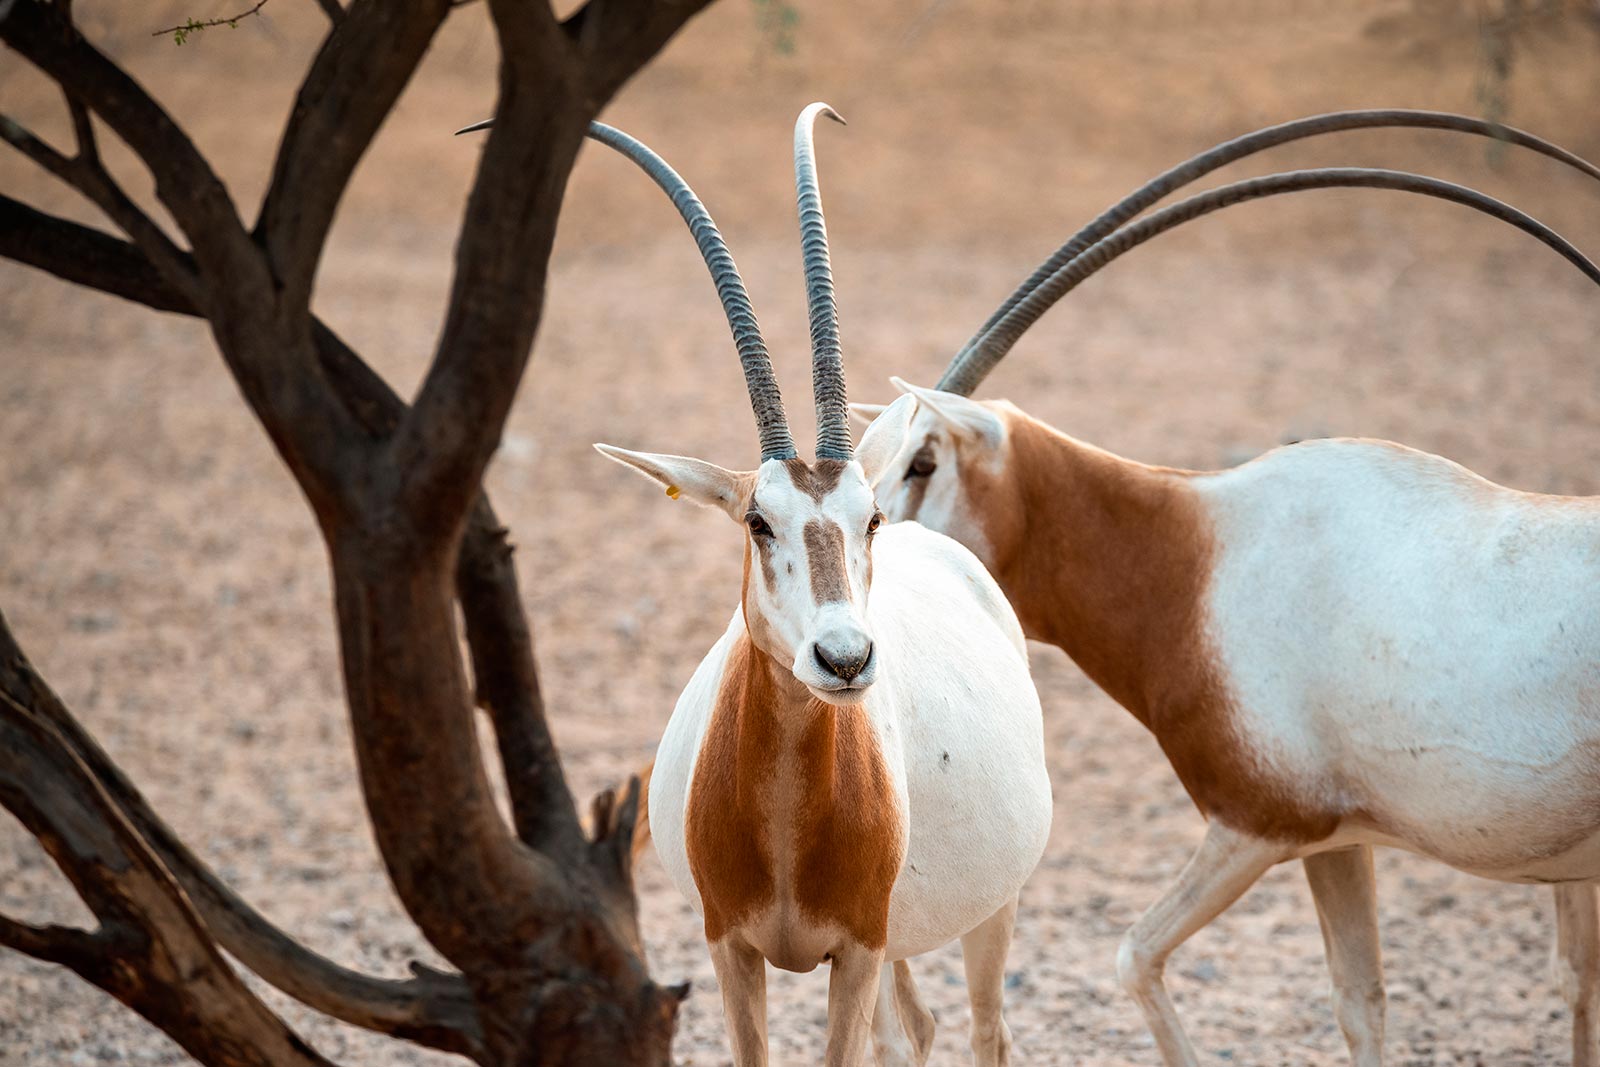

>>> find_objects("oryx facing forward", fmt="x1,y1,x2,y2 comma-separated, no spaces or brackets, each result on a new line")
588,107,1051,1066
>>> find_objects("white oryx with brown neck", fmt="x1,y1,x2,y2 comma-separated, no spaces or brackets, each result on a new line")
854,108,1600,1067
583,107,1050,1067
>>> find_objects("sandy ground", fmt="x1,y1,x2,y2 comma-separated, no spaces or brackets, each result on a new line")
6,1,1600,1063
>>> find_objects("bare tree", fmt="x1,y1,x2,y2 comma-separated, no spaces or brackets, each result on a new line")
0,0,717,1062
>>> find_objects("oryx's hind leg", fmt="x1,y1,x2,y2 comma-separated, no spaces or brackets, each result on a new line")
871,960,935,1066
1553,883,1600,1067
894,959,936,1063
1116,822,1287,1067
1303,845,1385,1067
961,896,1019,1066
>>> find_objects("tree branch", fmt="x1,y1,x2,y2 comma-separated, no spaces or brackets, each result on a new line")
0,116,199,301
388,1,580,545
0,614,488,1062
1,3,257,287
2,3,362,513
151,1,271,44
563,0,718,102
0,672,339,1067
255,0,452,310
311,0,344,24
0,0,710,1053
0,196,193,313
457,510,585,862
391,0,718,545
0,199,585,865
0,912,104,970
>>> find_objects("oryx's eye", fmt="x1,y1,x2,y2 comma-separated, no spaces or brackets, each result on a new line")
867,513,883,535
746,513,773,538
905,446,937,480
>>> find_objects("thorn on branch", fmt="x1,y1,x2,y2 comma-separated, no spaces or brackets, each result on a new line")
152,0,269,44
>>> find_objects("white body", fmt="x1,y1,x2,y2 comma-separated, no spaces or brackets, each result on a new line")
863,382,1600,1067
602,391,1052,1066
1201,439,1600,881
650,521,1052,963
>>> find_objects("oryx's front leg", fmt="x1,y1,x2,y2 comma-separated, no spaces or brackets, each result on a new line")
1554,883,1600,1067
1304,846,1386,1066
827,943,886,1067
1116,822,1287,1067
961,896,1019,1066
708,937,769,1067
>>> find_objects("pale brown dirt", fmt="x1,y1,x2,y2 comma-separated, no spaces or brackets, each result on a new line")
6,2,1600,1064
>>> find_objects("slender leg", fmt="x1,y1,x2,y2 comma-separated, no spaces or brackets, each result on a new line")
1554,883,1600,1067
1115,822,1287,1067
893,959,936,1064
871,961,925,1066
959,896,1018,1067
1303,846,1386,1066
826,943,885,1067
707,936,769,1067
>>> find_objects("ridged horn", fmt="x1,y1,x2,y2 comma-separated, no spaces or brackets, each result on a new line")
939,109,1600,395
794,102,852,460
937,167,1600,396
456,117,797,461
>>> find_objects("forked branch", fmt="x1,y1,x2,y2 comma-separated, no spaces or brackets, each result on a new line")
0,639,339,1067
0,612,487,1060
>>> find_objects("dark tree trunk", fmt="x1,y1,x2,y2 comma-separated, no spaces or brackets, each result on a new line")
0,0,716,1062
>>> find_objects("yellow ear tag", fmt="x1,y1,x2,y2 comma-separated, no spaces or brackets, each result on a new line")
665,485,681,500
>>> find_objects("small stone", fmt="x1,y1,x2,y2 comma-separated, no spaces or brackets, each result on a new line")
68,612,118,634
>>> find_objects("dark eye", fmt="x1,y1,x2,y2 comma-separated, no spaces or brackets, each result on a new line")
905,448,937,480
867,513,883,535
746,513,772,537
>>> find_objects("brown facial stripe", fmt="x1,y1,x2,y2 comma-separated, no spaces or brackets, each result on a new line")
784,458,847,502
792,701,903,950
973,407,1341,844
686,635,778,942
803,519,849,605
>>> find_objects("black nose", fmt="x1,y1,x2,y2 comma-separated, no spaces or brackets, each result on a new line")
813,641,873,682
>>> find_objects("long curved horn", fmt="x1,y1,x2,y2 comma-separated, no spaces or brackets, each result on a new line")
456,117,797,461
941,109,1600,394
938,167,1600,396
794,102,852,460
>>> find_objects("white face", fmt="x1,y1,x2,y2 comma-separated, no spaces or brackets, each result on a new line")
596,393,917,706
739,459,883,702
861,384,1008,574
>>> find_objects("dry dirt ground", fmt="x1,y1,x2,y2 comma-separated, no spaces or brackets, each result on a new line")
6,2,1600,1064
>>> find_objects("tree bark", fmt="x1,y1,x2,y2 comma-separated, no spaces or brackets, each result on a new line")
0,0,716,1060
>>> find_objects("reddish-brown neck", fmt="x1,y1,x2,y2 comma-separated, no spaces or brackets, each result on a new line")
977,413,1214,730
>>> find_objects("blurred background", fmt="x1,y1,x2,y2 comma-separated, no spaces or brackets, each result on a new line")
4,1,1600,1063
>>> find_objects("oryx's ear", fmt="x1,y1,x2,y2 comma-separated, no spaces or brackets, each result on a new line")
594,445,753,522
848,401,889,429
854,392,917,489
890,377,1004,448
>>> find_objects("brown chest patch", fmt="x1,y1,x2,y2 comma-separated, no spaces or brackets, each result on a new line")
685,633,905,950
790,700,904,949
686,636,778,942
976,412,1340,844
